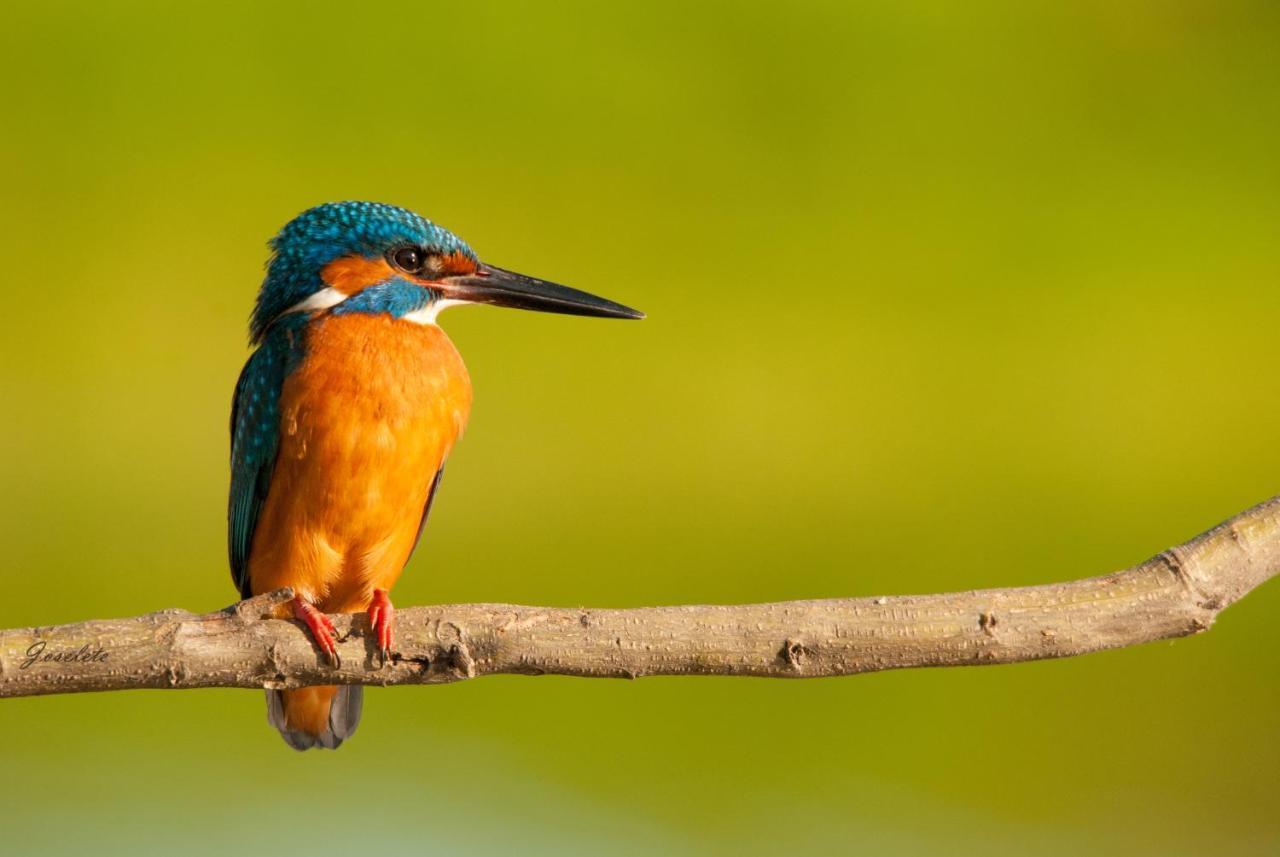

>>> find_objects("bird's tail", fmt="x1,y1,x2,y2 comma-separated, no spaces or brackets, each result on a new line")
265,685,363,750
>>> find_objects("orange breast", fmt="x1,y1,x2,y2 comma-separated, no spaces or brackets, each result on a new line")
247,314,472,613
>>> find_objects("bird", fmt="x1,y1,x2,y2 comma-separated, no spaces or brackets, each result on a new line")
228,201,642,750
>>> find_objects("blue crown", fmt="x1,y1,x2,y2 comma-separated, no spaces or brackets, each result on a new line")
251,202,476,343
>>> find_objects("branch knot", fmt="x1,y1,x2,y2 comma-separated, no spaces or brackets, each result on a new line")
782,639,809,671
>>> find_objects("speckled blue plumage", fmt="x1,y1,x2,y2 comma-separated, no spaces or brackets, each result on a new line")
251,201,475,344
331,278,434,319
228,312,309,597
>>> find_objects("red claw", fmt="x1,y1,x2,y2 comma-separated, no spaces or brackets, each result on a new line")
292,597,340,667
368,589,395,666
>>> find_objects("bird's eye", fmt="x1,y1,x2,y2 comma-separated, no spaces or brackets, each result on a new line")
391,247,424,273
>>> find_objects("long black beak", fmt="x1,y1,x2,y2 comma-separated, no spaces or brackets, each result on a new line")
439,263,644,320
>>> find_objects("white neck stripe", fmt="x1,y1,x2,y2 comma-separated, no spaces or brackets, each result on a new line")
284,287,348,315
282,287,467,327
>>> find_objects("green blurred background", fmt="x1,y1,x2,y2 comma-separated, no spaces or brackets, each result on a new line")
1,1,1278,854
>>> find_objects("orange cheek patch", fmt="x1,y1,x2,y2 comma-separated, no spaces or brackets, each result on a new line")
321,255,396,294
406,251,478,285
438,251,478,277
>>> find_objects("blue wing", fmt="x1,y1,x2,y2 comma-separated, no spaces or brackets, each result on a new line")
228,315,308,599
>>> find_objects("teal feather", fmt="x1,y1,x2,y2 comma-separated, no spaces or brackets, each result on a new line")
228,313,309,598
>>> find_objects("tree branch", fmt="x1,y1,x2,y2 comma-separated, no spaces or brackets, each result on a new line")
3,496,1279,699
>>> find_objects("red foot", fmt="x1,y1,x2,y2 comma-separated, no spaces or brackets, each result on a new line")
368,589,395,666
292,597,340,667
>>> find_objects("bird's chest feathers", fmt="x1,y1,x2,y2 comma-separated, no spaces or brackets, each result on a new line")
280,314,472,469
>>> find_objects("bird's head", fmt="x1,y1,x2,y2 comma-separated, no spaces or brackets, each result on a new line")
251,201,642,343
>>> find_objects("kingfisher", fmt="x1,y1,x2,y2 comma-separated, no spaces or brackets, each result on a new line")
229,201,641,750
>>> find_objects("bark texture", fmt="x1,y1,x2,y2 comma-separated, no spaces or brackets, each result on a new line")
2,496,1278,699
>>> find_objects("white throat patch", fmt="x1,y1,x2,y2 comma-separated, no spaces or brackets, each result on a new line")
402,299,468,326
282,287,465,327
